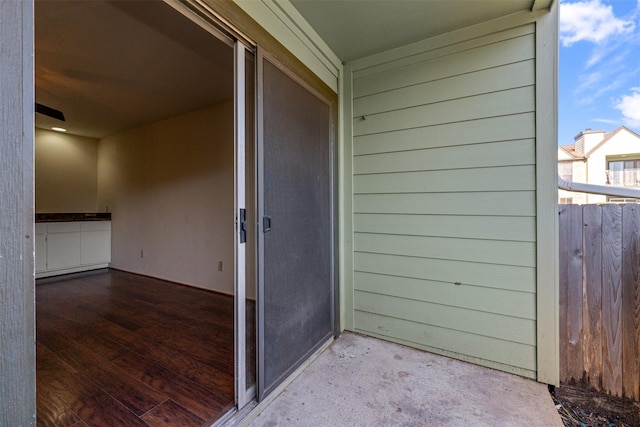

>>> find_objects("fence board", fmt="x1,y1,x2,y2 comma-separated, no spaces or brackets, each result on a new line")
559,204,570,383
601,204,623,396
622,204,640,400
583,205,603,390
561,205,584,383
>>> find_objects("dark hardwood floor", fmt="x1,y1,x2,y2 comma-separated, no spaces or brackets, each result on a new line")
36,269,236,427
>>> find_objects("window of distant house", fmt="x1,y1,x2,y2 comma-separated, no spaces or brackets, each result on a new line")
559,197,573,204
558,162,572,181
607,159,640,187
607,196,640,203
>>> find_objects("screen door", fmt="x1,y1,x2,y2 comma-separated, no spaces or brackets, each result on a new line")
256,52,334,400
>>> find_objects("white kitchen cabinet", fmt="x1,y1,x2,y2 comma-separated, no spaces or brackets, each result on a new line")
36,221,111,278
80,222,111,266
46,230,82,271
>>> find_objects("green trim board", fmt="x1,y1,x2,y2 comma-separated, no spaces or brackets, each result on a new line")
232,0,340,91
534,2,560,386
340,63,355,331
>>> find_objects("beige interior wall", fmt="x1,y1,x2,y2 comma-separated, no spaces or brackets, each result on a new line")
35,128,99,213
97,101,235,294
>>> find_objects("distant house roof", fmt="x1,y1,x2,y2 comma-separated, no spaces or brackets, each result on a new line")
558,144,583,160
584,126,622,157
585,126,640,157
559,126,640,161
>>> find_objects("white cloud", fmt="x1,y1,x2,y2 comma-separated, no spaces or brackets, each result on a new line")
560,0,635,47
593,118,619,124
586,48,606,67
615,89,640,127
575,71,602,94
574,69,625,104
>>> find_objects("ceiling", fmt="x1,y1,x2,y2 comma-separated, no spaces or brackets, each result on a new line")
290,0,546,62
35,1,234,139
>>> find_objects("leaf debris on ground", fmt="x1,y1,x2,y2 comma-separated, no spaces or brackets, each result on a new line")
550,384,640,427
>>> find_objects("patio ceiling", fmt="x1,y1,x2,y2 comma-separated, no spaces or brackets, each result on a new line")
290,0,554,62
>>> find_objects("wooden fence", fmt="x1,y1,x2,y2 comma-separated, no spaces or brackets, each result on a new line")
559,203,640,400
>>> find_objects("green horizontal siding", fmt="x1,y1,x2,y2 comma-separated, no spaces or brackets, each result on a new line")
354,113,535,156
354,191,536,216
350,22,538,377
355,272,535,319
354,32,535,97
353,214,536,242
354,233,536,267
354,165,536,194
354,139,535,174
354,60,534,117
355,291,535,345
352,24,534,79
355,253,536,293
355,311,536,377
354,86,535,136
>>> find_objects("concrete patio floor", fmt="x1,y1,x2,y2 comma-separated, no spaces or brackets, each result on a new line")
246,332,563,426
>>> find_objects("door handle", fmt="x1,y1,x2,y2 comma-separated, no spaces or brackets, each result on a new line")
239,209,247,243
263,216,271,233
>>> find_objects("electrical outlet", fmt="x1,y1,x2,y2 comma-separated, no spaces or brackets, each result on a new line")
218,261,223,271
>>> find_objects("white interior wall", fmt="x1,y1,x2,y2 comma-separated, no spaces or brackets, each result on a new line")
97,101,235,294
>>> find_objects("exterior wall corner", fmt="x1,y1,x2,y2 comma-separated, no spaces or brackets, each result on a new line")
535,1,560,386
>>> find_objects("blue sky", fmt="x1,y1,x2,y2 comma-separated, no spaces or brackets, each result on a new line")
559,0,640,145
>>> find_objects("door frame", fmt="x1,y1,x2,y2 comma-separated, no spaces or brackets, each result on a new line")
165,0,261,412
234,39,248,408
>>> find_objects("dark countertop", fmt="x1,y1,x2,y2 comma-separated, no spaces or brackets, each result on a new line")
36,212,111,223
